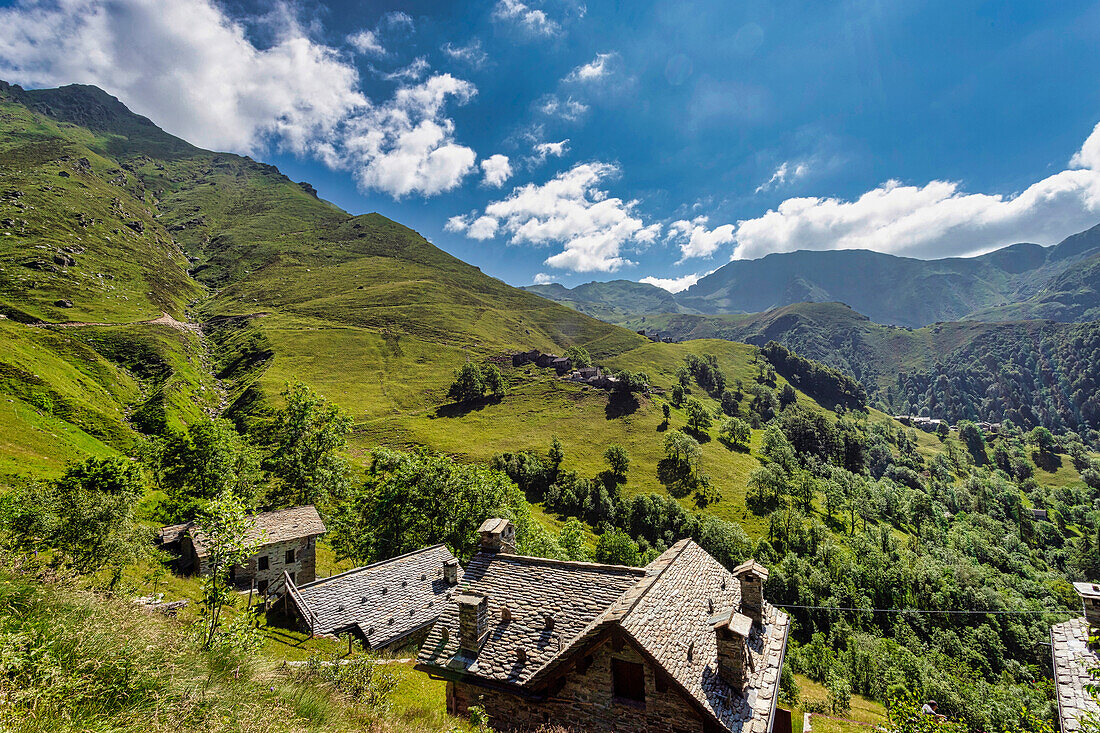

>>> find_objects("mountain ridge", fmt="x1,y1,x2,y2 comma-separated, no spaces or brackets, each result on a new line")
526,226,1100,328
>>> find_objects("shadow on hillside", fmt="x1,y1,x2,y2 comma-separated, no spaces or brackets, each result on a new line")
684,427,711,444
433,395,503,418
605,392,639,419
657,420,669,433
718,436,749,452
1032,450,1062,473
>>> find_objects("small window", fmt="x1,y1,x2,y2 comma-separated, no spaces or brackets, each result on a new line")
258,555,269,571
612,659,645,702
285,548,295,564
258,579,269,594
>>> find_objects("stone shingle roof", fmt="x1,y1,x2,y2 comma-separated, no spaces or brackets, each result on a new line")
418,553,647,684
167,505,326,559
1052,617,1100,732
291,545,462,649
418,539,790,733
618,541,788,733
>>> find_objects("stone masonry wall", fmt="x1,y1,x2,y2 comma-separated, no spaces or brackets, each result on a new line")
449,633,708,733
241,537,317,589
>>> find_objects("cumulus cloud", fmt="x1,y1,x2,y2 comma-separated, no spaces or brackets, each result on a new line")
565,52,616,83
527,139,570,166
442,39,488,68
481,154,513,187
538,94,588,121
639,273,704,293
668,217,736,261
755,161,808,193
452,162,655,272
1072,122,1100,170
532,272,556,284
319,73,479,197
347,29,384,55
492,0,560,37
0,0,478,199
373,56,430,82
732,149,1100,260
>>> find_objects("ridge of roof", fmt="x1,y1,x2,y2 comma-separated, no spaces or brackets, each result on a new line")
524,538,692,687
296,544,450,590
473,552,649,575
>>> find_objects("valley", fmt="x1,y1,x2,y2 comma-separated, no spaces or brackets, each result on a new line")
1,81,1099,733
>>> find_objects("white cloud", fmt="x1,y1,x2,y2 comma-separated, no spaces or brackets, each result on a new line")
755,161,808,193
382,11,414,29
347,29,384,55
0,0,478,199
733,164,1100,261
533,272,556,284
481,154,513,187
455,162,653,272
538,94,588,121
323,73,479,197
1072,122,1100,170
668,217,736,260
444,214,470,233
639,273,703,293
373,57,430,82
492,0,560,37
467,216,500,239
533,140,569,159
565,52,616,83
441,40,488,68
444,213,499,239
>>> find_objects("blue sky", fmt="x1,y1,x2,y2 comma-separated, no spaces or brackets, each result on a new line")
3,0,1100,291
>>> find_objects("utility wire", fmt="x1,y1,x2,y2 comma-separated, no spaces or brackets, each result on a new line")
780,604,1056,615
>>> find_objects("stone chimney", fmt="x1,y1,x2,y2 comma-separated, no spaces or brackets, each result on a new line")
443,558,459,585
1074,582,1100,631
712,610,754,690
457,593,489,655
732,560,769,629
478,517,515,554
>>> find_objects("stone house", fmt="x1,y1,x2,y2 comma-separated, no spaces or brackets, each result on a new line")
283,544,464,653
158,505,326,592
1051,582,1100,731
535,353,559,368
513,349,541,367
550,357,572,373
417,519,790,733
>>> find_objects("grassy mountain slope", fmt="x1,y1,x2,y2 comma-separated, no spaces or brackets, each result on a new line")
522,279,697,322
630,302,1100,432
0,80,874,537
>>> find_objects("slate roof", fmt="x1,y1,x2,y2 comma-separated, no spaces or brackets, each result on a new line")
418,553,647,683
1052,617,1100,732
418,539,790,733
290,544,462,648
164,505,326,559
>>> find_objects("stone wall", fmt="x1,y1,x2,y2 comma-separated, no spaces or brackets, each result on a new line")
237,536,318,589
449,632,709,733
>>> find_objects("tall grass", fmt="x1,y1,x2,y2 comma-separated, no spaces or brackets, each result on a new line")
0,571,474,733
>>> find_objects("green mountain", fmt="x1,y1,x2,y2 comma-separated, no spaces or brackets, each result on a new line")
522,279,696,322
527,228,1100,329
627,302,1100,432
0,80,805,527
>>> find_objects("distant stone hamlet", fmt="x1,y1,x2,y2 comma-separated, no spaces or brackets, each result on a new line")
511,349,620,389
892,415,1002,434
159,513,791,732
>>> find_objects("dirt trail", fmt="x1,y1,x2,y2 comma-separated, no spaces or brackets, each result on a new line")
29,311,201,332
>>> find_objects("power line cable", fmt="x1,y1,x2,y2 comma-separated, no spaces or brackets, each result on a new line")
780,604,1058,616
